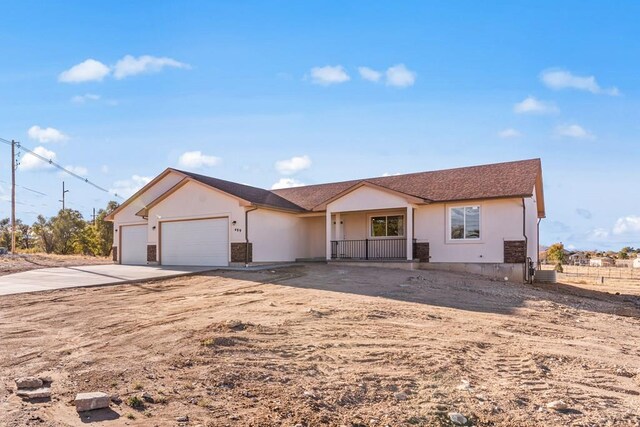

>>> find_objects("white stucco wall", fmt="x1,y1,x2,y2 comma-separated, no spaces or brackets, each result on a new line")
299,216,325,259
250,209,304,262
327,185,410,212
414,197,534,263
112,171,184,246
148,181,247,249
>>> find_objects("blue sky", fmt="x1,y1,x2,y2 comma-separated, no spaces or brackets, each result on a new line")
1,1,639,250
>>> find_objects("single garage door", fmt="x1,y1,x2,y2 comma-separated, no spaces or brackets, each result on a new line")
160,218,229,266
120,224,148,265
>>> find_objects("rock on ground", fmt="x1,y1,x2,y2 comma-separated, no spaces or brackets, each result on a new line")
15,377,43,389
75,392,110,412
546,400,568,411
449,412,468,425
16,388,51,399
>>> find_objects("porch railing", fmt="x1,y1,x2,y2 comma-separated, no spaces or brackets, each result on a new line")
331,238,415,260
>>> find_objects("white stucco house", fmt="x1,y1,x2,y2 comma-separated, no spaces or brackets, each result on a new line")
105,158,545,282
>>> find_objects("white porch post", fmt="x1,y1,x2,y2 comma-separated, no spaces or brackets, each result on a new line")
335,212,342,240
406,205,414,260
325,209,332,260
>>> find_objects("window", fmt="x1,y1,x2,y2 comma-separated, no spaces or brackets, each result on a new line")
370,215,404,237
450,206,480,240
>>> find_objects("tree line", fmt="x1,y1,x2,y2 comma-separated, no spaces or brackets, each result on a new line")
545,242,639,264
0,201,119,256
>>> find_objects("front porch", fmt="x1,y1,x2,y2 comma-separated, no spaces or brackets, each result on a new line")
325,205,416,261
314,180,428,262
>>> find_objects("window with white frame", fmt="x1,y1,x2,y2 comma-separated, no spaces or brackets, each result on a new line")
450,206,480,240
370,215,404,237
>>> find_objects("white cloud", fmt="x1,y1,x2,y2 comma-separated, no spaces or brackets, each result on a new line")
110,175,152,198
275,155,311,175
382,172,401,177
554,124,595,140
385,64,416,88
271,178,305,190
177,151,221,169
498,128,522,138
113,55,190,79
589,228,610,240
310,65,350,85
101,165,110,174
613,215,640,235
62,165,88,177
58,59,110,83
514,96,559,114
358,66,382,82
71,93,101,104
19,146,56,171
59,55,189,83
540,69,619,96
27,125,68,143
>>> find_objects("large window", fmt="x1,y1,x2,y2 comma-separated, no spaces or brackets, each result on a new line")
371,215,404,237
450,206,480,240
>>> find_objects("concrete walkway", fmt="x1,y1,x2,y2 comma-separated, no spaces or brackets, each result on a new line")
0,265,213,296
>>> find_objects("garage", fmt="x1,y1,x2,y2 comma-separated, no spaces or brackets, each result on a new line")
120,224,148,265
160,218,229,266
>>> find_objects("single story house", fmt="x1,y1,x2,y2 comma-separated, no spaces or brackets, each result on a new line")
568,252,589,266
590,257,615,267
633,257,640,269
105,158,545,282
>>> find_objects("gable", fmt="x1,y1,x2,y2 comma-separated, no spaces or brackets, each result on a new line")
327,184,417,212
108,171,184,223
149,180,245,216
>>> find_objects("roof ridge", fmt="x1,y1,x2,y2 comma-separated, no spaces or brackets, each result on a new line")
171,168,306,211
171,168,267,192
273,158,541,193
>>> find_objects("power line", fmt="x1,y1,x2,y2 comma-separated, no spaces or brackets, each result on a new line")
0,137,123,199
0,179,48,197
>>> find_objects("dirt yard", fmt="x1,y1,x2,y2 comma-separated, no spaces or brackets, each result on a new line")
1,264,639,426
0,253,111,276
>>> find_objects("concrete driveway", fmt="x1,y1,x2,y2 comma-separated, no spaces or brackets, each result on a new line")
0,265,213,296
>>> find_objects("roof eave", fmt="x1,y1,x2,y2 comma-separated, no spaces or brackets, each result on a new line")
250,203,307,214
431,194,534,205
311,181,430,211
104,168,188,221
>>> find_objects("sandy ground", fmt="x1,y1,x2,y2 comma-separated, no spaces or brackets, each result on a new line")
0,253,111,276
1,264,639,426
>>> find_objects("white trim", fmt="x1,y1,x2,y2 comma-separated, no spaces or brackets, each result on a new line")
367,213,406,239
154,211,232,222
446,203,483,244
115,220,147,228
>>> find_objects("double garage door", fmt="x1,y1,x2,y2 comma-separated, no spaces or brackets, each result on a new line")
120,218,229,266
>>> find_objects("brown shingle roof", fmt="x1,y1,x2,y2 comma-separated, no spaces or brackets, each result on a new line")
107,159,543,221
272,158,542,210
174,169,306,212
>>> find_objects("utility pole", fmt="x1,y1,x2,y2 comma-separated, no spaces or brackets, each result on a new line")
60,181,69,211
91,208,96,227
11,140,16,255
